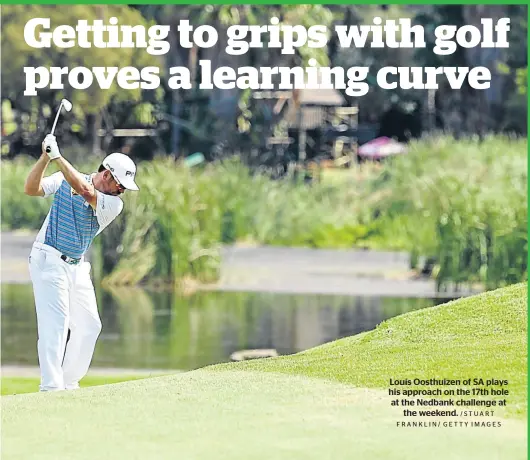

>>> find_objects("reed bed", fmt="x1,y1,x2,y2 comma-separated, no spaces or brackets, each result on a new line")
371,135,527,289
2,135,526,290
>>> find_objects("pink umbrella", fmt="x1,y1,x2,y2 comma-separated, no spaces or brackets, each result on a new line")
358,136,407,160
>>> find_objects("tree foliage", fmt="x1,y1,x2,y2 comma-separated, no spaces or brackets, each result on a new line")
2,5,163,115
1,4,527,159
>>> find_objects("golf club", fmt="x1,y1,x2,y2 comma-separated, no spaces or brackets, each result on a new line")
46,98,72,153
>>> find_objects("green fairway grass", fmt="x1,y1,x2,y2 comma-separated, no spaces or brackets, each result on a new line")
2,283,527,460
1,375,151,396
215,282,527,419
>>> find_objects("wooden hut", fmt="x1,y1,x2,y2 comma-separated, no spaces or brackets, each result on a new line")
253,88,358,165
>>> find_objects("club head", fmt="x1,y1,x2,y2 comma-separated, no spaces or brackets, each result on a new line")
62,99,73,112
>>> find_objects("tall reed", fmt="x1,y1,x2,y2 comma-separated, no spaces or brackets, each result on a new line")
374,135,527,289
2,135,526,290
1,158,53,230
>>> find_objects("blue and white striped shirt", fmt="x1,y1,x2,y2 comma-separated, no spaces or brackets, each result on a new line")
35,172,123,259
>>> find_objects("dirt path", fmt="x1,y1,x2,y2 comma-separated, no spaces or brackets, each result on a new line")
1,231,475,298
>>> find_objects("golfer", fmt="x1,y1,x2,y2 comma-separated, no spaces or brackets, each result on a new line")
24,134,139,391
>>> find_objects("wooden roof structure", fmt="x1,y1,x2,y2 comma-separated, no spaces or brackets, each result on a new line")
253,88,346,130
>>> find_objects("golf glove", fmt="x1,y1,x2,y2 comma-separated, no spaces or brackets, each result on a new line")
43,134,61,160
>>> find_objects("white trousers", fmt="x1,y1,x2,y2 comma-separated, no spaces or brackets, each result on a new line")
29,243,102,391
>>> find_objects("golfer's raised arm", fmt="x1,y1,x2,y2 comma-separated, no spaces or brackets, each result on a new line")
55,157,97,209
42,134,97,208
24,153,51,197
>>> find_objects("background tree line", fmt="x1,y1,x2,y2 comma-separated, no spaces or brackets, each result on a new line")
1,4,527,162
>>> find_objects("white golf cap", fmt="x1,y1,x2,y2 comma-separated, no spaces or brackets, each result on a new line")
102,153,139,191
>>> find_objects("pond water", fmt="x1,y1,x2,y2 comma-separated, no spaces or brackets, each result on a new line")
1,284,449,371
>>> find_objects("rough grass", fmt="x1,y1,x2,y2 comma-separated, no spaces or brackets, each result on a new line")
1,284,527,460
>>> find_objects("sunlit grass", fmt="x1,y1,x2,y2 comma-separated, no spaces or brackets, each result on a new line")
1,375,152,396
2,284,527,460
212,282,528,420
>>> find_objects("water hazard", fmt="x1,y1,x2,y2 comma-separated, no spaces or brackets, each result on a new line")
1,283,445,371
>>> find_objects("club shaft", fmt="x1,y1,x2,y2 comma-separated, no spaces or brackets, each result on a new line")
50,101,64,135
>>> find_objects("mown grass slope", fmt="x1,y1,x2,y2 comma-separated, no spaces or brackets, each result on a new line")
213,283,527,419
2,284,526,460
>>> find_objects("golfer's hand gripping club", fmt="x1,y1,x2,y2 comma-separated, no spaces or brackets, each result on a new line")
44,98,72,159
43,134,62,160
